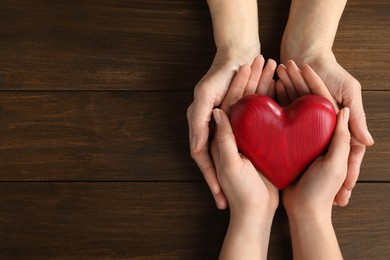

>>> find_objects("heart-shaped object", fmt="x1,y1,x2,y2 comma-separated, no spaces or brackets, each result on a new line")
230,94,336,189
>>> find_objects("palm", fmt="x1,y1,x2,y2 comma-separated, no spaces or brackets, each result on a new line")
303,53,369,202
210,55,279,210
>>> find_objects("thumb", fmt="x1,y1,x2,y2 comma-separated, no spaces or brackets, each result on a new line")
324,108,351,171
213,109,240,168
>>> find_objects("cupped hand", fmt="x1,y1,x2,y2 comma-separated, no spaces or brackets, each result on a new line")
210,56,279,215
187,51,257,209
276,62,351,214
279,51,374,206
283,107,351,219
276,60,368,206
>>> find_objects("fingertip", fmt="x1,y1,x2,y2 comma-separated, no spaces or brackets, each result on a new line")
215,195,229,210
266,58,277,68
366,130,375,146
335,188,352,207
213,108,222,125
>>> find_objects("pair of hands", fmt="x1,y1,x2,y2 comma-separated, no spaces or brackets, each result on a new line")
187,50,374,210
211,57,349,260
210,55,351,221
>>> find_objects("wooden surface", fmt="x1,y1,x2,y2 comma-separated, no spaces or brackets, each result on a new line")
0,0,389,259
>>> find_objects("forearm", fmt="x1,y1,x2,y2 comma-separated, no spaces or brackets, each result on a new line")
288,213,343,260
219,213,273,260
281,0,347,63
207,0,260,60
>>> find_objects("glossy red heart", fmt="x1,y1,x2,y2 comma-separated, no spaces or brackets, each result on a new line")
230,94,336,189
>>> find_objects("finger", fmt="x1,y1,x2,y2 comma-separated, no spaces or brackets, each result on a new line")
324,108,351,173
285,60,311,96
194,143,229,209
345,85,375,146
344,138,366,190
221,64,251,115
256,59,277,95
275,80,290,106
210,134,229,210
267,79,276,99
277,63,299,101
244,55,265,96
301,64,339,112
213,109,241,170
214,191,229,209
334,187,351,207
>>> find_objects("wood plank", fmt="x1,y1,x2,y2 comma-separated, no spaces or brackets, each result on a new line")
0,182,388,259
0,0,388,90
0,91,388,181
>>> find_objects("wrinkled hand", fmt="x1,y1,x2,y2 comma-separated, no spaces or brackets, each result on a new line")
210,56,279,214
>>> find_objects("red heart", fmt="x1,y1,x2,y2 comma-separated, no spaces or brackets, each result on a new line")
230,94,336,189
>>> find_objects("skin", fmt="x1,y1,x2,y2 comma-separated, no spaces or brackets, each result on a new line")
214,60,349,259
187,0,260,209
187,0,374,210
211,57,278,260
280,0,374,205
276,64,351,259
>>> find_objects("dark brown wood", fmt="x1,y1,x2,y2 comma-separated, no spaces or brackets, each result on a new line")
0,91,388,181
0,0,389,259
0,0,388,90
0,183,388,259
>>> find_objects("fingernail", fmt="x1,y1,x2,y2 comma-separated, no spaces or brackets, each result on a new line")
279,64,286,69
343,107,350,123
213,109,222,124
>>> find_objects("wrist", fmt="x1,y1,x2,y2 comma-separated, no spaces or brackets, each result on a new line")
230,207,275,231
280,0,346,64
285,204,332,228
214,44,260,67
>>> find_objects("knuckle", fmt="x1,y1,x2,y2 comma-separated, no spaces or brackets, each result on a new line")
340,131,352,145
351,78,362,90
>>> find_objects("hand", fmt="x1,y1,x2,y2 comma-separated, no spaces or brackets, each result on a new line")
276,60,368,206
211,58,279,260
281,0,374,206
282,106,349,260
211,55,279,214
278,78,351,214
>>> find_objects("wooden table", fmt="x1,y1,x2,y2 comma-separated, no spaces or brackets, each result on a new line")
0,0,389,259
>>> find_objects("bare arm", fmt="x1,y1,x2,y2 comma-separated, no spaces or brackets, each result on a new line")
281,0,347,63
208,0,260,58
187,0,260,209
281,0,374,207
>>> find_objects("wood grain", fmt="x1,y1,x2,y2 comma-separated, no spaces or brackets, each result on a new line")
0,0,388,90
0,91,388,181
0,0,389,259
0,183,388,259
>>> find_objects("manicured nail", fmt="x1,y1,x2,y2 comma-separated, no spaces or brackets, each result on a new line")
213,109,222,124
278,64,286,69
287,60,296,65
343,108,350,123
